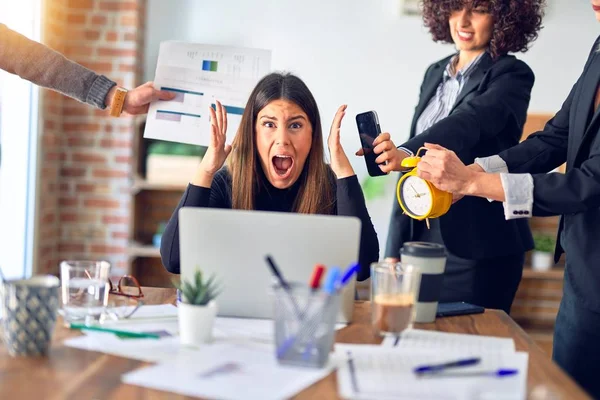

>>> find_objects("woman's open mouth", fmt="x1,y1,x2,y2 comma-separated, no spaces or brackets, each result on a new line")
272,155,294,179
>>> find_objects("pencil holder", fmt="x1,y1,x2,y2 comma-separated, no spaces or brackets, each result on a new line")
272,283,340,368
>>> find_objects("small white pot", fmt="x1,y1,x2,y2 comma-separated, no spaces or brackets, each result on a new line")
178,300,217,347
531,251,553,271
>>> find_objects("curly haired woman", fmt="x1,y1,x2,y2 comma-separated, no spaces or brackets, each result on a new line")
367,0,546,313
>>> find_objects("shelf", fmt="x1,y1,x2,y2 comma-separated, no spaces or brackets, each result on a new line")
521,267,564,280
131,179,188,193
127,243,161,258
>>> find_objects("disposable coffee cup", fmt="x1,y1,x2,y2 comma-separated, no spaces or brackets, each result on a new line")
400,242,446,323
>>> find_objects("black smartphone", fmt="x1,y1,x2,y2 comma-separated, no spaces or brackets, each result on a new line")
436,302,485,318
356,111,387,177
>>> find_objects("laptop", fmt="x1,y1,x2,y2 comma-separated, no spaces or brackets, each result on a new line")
178,208,362,323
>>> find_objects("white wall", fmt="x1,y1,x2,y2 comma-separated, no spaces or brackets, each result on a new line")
145,0,599,255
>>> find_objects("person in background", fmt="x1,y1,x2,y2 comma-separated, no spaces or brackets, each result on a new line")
0,23,174,116
161,72,379,281
358,0,545,314
413,2,600,395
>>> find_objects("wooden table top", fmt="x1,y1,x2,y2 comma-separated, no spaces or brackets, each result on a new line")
0,287,590,399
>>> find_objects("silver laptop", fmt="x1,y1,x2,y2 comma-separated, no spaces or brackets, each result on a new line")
178,208,361,323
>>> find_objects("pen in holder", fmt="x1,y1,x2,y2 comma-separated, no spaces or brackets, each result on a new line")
272,281,340,368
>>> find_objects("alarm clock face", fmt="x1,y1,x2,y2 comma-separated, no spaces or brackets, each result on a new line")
400,175,433,217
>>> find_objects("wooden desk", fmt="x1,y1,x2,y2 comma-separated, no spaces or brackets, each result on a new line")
0,287,590,399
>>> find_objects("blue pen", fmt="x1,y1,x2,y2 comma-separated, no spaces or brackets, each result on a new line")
418,369,519,378
414,357,481,374
339,262,360,288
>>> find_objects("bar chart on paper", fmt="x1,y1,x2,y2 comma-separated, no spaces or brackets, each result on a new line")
144,42,272,146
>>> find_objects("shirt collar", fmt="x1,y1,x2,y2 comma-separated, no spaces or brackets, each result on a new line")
444,51,486,80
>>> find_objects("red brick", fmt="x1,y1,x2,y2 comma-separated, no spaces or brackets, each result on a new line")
60,167,86,177
65,45,94,57
41,213,56,224
66,137,95,147
97,48,137,57
120,15,138,26
100,1,137,11
90,244,126,254
59,197,78,207
58,243,85,253
72,152,107,163
111,231,129,239
46,152,65,162
67,13,86,24
60,213,78,223
115,155,131,164
102,215,130,224
91,15,108,25
64,106,93,117
84,198,121,209
106,31,118,41
124,32,137,42
100,139,131,148
44,120,57,130
68,0,94,9
119,64,136,72
59,183,71,192
64,122,101,133
92,169,128,178
75,183,96,193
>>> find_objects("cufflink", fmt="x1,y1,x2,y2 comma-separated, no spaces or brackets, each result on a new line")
513,211,518,215
524,211,530,215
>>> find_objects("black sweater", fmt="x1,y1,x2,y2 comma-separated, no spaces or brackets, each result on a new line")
160,167,379,281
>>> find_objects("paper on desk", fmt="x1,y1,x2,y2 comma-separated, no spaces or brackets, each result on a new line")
64,312,346,362
381,329,515,354
144,41,271,146
122,343,338,400
336,344,528,400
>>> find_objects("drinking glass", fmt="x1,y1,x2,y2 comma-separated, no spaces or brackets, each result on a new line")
60,260,110,324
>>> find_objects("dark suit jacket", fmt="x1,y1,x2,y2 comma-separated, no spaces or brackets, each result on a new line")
385,52,534,260
498,36,600,310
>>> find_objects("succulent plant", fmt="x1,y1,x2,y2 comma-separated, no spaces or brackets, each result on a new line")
174,269,221,306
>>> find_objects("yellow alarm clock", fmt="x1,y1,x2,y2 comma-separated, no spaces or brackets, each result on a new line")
396,147,453,228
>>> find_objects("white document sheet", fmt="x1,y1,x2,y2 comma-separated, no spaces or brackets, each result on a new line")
144,41,272,146
336,344,528,400
122,343,338,400
381,329,515,355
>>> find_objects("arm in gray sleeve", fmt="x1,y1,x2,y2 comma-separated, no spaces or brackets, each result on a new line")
0,23,115,109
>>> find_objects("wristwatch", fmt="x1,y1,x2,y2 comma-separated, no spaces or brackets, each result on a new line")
109,87,128,117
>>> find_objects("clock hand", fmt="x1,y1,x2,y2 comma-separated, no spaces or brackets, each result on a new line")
410,184,420,198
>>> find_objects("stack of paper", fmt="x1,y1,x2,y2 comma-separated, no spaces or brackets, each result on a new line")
122,343,338,400
338,330,528,399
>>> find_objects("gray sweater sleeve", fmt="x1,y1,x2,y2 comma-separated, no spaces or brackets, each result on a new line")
0,23,116,109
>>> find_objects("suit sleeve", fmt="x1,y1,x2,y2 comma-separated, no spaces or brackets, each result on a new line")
400,60,534,154
335,175,380,281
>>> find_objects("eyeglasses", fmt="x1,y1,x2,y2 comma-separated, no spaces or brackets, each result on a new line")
105,275,144,320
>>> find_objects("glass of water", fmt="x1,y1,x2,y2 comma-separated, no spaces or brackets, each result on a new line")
60,260,110,325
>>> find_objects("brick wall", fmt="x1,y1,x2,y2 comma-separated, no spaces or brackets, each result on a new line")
37,0,146,276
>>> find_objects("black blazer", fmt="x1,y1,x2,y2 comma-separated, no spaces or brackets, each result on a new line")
498,36,600,310
385,52,534,260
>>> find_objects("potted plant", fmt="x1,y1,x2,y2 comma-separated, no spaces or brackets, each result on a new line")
531,233,556,271
146,141,207,185
174,269,220,346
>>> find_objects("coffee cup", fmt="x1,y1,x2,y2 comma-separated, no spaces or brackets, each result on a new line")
1,275,60,356
400,242,446,323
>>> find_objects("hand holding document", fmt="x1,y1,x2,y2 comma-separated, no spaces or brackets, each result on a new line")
143,41,271,146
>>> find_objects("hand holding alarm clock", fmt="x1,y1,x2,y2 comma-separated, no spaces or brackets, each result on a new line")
396,147,453,229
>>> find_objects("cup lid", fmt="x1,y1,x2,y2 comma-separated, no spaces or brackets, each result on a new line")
401,242,446,258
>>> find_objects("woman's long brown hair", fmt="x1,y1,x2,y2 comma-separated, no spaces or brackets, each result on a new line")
227,72,335,214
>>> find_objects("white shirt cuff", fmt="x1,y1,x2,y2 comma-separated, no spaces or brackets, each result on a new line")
474,155,508,173
397,147,413,157
499,173,534,220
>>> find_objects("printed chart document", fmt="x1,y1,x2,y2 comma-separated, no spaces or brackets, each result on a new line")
336,344,528,400
381,329,516,354
144,41,272,146
122,343,338,400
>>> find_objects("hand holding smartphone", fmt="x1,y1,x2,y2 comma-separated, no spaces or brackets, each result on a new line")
356,111,387,177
